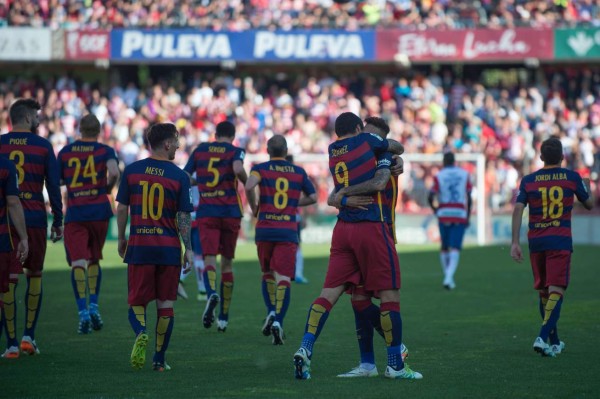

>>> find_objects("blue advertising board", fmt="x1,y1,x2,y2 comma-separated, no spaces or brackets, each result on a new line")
110,29,375,62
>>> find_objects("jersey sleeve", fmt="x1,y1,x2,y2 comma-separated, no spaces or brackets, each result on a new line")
250,164,261,182
106,145,119,162
45,142,63,227
376,152,393,171
116,169,130,205
183,149,196,175
572,172,590,203
5,162,19,197
515,178,528,205
364,133,389,154
301,169,316,196
178,173,194,212
234,147,246,162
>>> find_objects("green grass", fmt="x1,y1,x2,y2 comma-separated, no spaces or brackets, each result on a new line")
2,242,600,399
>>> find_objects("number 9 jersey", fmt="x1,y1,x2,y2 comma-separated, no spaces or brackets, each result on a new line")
116,158,193,265
516,167,590,252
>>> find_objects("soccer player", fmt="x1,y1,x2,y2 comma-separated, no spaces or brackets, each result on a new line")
428,152,472,290
0,99,63,358
116,123,194,371
245,135,317,345
511,137,593,357
1,157,29,352
293,112,421,380
184,121,255,332
57,114,120,334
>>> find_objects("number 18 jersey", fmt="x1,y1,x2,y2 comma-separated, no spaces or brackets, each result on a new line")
516,167,589,253
116,158,193,265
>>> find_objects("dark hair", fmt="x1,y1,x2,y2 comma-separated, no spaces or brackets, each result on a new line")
9,98,41,125
335,112,364,137
541,137,563,165
267,135,288,158
443,152,455,166
285,155,294,163
364,116,390,135
79,114,101,137
215,121,235,138
146,123,178,149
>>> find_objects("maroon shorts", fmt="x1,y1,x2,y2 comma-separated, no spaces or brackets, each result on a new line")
10,227,46,274
529,250,571,290
324,220,400,292
199,217,241,258
257,241,298,279
127,264,181,305
0,252,11,293
64,221,109,264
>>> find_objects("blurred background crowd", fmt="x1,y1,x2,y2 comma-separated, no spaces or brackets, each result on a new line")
2,0,600,30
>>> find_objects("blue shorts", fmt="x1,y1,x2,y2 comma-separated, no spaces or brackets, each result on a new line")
439,222,466,250
192,225,203,255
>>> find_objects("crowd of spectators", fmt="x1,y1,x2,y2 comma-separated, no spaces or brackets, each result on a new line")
2,0,600,31
1,66,599,215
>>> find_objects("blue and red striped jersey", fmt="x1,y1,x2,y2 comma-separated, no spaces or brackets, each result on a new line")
184,142,245,218
0,158,19,252
251,158,316,243
329,133,389,223
58,141,118,223
516,167,590,253
116,158,193,266
0,132,63,228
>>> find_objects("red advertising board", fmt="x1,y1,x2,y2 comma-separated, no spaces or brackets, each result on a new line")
65,30,110,60
376,28,553,62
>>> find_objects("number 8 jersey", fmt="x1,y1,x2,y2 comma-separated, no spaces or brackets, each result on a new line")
516,167,590,252
58,141,118,223
116,158,193,265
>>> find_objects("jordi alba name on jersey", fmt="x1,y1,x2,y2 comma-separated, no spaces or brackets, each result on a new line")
516,167,589,253
0,158,19,252
116,158,193,265
0,132,63,228
329,133,389,223
58,141,118,223
184,142,245,218
251,159,316,243
432,166,472,224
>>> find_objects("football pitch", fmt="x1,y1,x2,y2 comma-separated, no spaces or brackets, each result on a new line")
2,242,600,399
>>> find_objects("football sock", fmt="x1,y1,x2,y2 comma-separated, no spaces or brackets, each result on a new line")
275,281,291,326
194,256,205,292
301,297,333,356
447,250,460,282
128,305,147,335
153,308,174,364
24,276,42,340
219,272,234,321
295,247,304,279
203,265,217,297
381,301,404,370
261,273,276,313
539,293,559,344
2,281,17,346
88,263,101,306
71,266,87,312
440,251,449,274
539,292,563,341
352,299,376,365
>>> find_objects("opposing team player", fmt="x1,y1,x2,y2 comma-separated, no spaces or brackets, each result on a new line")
293,112,421,380
245,135,317,345
184,121,255,332
116,123,194,371
428,152,472,290
0,157,29,350
511,137,593,357
58,114,120,334
0,99,63,358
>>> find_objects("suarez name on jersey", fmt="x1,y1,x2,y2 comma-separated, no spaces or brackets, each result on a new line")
432,166,472,224
251,159,316,243
0,158,19,252
184,142,245,218
516,167,590,253
58,141,118,223
0,132,62,228
116,158,193,266
329,133,389,223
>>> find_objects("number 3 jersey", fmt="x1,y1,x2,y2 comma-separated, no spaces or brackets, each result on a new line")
516,167,590,253
0,131,63,228
58,141,118,223
116,158,193,265
250,158,316,243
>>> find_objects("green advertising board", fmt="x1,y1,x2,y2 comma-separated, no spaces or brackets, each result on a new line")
555,28,600,59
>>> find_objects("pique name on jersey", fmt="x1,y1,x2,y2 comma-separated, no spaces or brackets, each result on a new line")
535,173,567,182
209,146,226,153
9,138,27,145
144,166,165,176
331,145,348,157
269,165,296,173
71,145,95,152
